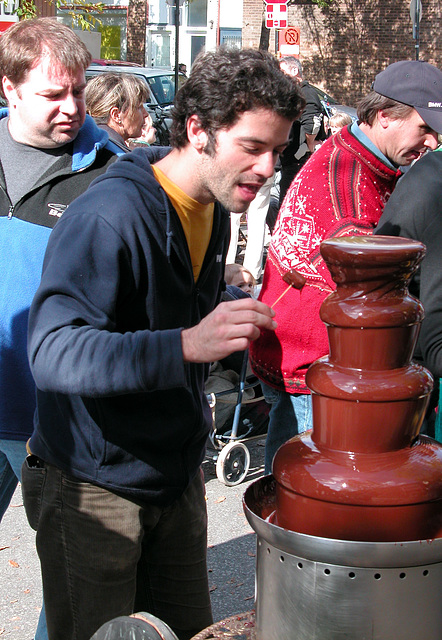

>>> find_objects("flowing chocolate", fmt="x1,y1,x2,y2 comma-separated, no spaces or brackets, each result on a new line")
273,236,442,542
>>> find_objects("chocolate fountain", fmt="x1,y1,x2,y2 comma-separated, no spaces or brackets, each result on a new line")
244,236,442,640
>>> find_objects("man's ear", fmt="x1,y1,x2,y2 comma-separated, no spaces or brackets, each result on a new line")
187,114,209,151
2,76,17,107
377,109,392,130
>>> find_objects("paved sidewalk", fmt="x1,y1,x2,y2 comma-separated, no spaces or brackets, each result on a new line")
0,439,265,639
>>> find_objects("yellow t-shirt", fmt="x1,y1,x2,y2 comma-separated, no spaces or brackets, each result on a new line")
152,165,214,281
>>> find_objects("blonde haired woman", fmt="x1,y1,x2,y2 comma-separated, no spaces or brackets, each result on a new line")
86,72,149,151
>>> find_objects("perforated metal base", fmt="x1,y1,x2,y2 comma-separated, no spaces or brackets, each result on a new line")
255,537,441,640
244,477,442,640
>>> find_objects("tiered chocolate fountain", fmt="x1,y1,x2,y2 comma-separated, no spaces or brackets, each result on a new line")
244,236,442,640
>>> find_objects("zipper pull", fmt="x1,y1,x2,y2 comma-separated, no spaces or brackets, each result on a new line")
7,205,14,219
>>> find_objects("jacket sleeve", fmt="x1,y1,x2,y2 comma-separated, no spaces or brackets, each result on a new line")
28,209,188,397
376,153,442,378
300,83,324,137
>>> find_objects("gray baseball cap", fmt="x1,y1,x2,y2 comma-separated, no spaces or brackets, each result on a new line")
373,60,442,134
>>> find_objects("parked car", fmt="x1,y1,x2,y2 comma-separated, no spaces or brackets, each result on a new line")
285,84,356,140
90,59,142,68
311,85,357,136
86,64,187,145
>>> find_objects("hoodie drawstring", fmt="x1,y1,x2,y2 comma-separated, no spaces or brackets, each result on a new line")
159,189,173,263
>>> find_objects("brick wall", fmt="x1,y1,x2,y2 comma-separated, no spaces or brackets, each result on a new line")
243,0,442,106
243,0,278,52
127,0,146,66
35,0,55,17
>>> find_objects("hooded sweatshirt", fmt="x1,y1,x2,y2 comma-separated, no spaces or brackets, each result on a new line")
0,112,122,442
27,147,230,506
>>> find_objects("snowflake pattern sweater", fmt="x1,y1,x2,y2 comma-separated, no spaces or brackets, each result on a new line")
250,124,400,393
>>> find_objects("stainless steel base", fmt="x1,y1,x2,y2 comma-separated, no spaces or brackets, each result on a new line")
244,476,442,640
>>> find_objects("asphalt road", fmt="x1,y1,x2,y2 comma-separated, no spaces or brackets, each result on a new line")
0,437,266,639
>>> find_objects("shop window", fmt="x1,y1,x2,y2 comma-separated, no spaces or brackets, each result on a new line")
187,0,207,27
99,25,121,60
220,28,242,49
151,32,171,67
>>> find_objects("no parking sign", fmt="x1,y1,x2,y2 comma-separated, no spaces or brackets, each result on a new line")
279,27,301,55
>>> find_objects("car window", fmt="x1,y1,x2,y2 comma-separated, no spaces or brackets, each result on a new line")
85,67,186,108
146,75,176,107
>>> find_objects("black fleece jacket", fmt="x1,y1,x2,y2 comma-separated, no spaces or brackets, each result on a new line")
28,147,230,506
280,80,325,167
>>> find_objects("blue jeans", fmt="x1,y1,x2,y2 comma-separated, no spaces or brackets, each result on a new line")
0,439,48,640
261,384,312,474
0,438,28,521
22,458,212,640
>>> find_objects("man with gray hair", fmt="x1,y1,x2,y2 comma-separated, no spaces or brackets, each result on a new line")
251,60,442,474
0,17,123,638
278,56,326,205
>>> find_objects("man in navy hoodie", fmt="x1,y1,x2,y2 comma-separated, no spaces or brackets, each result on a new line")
23,48,304,640
0,17,123,640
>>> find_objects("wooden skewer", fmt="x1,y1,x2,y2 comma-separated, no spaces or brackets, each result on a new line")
271,269,307,309
271,283,293,309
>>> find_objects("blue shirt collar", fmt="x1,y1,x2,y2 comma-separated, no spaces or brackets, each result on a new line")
350,121,397,170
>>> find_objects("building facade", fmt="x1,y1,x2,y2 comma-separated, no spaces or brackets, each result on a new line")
58,0,242,70
146,0,242,69
13,0,440,108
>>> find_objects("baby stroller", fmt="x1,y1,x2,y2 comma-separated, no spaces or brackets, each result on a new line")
206,312,270,487
204,285,270,486
206,347,269,486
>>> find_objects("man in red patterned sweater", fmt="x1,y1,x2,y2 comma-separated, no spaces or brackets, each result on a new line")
250,60,442,473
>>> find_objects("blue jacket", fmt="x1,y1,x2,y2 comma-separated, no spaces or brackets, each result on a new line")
0,111,122,441
28,148,230,505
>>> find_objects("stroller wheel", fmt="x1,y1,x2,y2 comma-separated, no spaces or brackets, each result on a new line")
216,442,250,486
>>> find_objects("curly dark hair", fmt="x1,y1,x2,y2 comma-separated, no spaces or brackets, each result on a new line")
170,47,305,150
